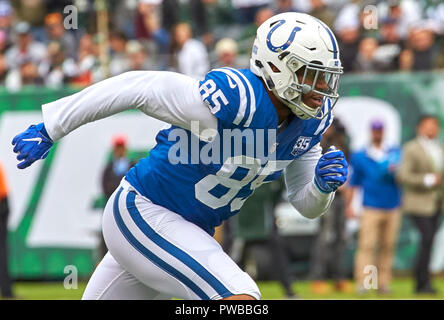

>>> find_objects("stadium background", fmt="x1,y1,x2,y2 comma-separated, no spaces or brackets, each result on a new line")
1,0,444,299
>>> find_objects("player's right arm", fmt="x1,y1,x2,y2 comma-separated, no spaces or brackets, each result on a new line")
12,68,252,169
11,71,220,169
42,71,219,141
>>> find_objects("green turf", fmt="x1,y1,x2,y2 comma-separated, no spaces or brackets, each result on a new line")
259,277,444,300
3,277,444,300
10,281,87,300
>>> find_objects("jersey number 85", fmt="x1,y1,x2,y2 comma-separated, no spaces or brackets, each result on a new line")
199,79,229,114
195,157,281,212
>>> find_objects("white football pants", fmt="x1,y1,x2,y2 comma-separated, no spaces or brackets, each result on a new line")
82,179,260,300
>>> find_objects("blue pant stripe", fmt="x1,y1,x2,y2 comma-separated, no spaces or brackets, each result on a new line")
112,187,210,300
125,191,234,298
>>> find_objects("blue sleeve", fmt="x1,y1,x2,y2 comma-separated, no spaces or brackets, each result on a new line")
379,147,402,177
153,28,170,53
199,68,254,127
349,152,363,187
387,147,402,166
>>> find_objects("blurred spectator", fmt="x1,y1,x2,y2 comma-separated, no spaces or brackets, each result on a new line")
170,22,209,80
379,17,402,46
334,6,360,73
404,24,438,71
377,17,403,72
213,37,241,69
46,0,73,13
19,59,43,84
274,0,296,14
42,13,77,60
255,7,274,28
291,0,312,13
397,115,444,295
352,37,381,72
309,0,335,30
239,7,274,55
385,0,422,40
348,119,402,294
353,34,402,73
109,30,130,77
161,0,214,47
309,119,353,295
0,0,441,86
136,0,169,68
113,0,138,39
6,22,46,69
12,0,46,27
189,0,214,47
126,40,154,71
0,53,6,83
0,29,8,53
0,0,13,43
398,48,414,71
102,135,135,205
4,21,46,70
422,0,444,35
334,0,360,36
0,161,14,299
39,41,78,88
100,135,136,259
5,58,43,91
293,0,349,14
161,0,179,32
232,0,272,25
69,33,97,87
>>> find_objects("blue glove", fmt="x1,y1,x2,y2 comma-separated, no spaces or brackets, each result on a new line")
12,122,53,169
314,146,348,193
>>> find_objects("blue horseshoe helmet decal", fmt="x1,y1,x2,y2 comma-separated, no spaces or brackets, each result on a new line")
266,20,301,52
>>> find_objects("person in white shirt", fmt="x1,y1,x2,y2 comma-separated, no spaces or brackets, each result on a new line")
4,22,46,70
171,22,209,80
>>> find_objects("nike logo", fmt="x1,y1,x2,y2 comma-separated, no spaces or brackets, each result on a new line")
23,137,43,145
226,75,237,89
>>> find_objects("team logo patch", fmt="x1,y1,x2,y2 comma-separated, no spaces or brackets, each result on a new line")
266,20,301,53
291,136,312,156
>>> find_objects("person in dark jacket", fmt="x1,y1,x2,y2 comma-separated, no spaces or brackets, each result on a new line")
99,135,135,258
309,118,353,294
0,161,14,299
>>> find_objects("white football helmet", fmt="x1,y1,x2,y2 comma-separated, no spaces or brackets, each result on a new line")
250,12,343,120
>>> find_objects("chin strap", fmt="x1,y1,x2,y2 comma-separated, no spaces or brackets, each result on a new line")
275,91,321,120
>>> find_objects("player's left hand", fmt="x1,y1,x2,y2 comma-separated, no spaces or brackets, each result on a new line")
314,146,348,193
12,122,53,169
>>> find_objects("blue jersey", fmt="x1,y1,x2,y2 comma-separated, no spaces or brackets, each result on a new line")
126,68,333,235
349,147,402,209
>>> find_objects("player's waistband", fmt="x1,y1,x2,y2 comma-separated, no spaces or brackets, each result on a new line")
119,177,154,204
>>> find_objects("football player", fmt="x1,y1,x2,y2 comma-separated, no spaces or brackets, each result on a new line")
11,12,348,300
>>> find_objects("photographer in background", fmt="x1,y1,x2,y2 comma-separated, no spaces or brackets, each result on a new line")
309,119,352,294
